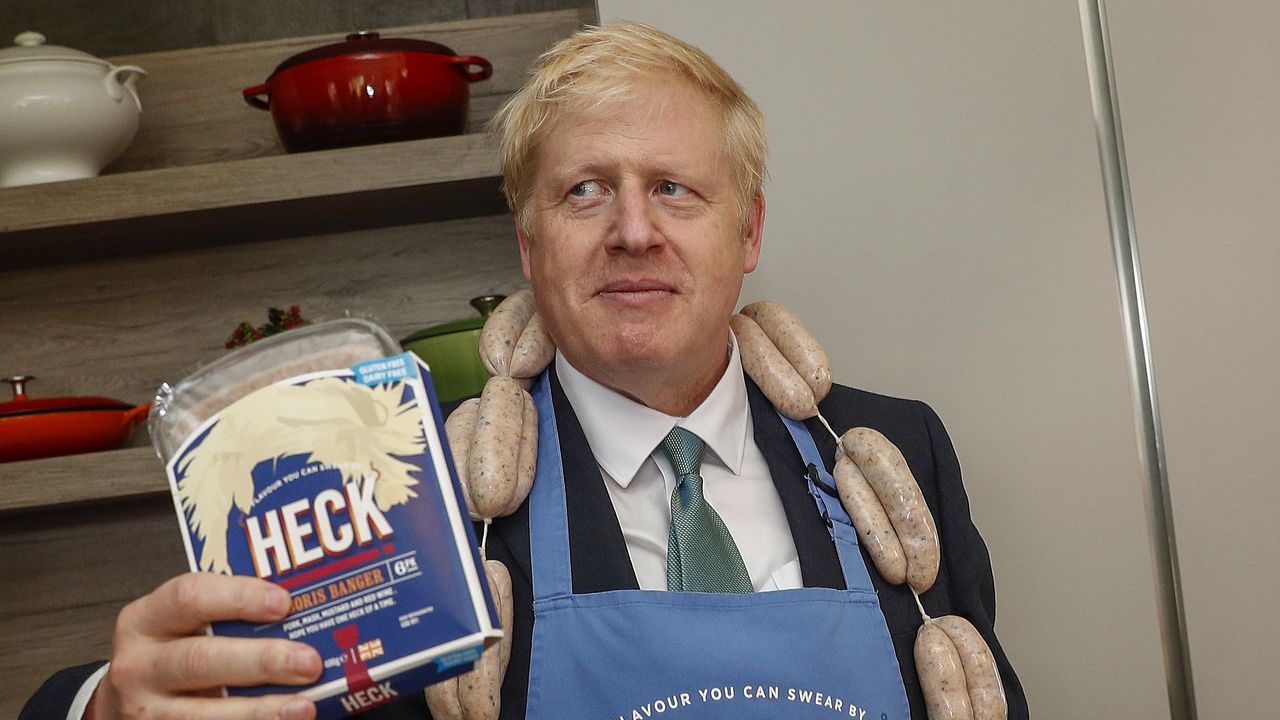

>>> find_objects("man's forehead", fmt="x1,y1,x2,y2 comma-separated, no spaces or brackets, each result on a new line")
534,85,723,168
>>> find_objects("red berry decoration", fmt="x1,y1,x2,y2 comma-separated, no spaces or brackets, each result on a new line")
225,306,311,349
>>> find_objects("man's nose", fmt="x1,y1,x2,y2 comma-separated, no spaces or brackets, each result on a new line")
608,186,663,255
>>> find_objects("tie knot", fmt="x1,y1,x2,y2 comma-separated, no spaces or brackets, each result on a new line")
660,426,705,478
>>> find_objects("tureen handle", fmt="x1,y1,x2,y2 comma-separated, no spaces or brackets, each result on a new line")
104,64,148,109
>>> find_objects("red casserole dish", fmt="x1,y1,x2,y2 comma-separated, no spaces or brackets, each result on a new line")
0,375,149,463
243,31,492,152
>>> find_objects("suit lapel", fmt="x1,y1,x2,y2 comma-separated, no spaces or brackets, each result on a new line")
551,369,642,593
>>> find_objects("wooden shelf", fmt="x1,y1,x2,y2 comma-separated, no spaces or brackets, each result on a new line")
0,8,594,268
0,132,506,267
0,11,590,718
0,447,167,516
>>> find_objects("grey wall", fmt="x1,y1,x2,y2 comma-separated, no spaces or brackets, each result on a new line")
594,0,1280,716
1105,1,1280,715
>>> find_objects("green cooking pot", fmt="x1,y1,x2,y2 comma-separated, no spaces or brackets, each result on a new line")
400,295,503,403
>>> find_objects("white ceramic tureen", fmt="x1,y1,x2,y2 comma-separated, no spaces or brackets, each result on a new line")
0,32,147,187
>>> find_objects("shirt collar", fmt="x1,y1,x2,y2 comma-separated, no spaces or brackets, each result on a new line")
554,335,750,488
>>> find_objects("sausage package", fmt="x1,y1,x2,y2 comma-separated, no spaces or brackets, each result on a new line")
150,319,500,719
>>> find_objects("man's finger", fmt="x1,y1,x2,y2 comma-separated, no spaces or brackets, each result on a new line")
139,693,315,720
145,635,322,691
122,573,291,637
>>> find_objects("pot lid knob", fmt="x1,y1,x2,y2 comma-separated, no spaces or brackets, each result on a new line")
14,31,45,46
14,31,46,47
346,31,380,41
3,374,34,401
470,295,505,317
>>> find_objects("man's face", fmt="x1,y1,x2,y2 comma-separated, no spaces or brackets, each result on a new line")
518,81,764,401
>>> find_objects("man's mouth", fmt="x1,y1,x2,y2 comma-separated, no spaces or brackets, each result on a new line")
594,279,677,305
596,279,676,294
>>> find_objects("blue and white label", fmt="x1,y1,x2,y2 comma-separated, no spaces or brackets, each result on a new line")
353,353,413,386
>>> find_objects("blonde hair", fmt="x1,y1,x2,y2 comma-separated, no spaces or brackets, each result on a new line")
489,20,768,234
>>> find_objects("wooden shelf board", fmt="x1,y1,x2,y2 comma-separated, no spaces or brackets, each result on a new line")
0,447,169,516
0,133,508,267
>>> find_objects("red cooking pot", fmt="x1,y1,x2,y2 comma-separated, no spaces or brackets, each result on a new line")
243,31,492,153
0,375,150,463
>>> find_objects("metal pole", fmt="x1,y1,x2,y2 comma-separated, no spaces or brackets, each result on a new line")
1075,1,1198,718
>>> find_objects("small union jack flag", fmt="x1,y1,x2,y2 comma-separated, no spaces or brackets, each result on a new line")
357,639,385,662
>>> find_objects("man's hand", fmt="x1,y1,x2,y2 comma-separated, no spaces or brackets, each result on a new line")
87,573,322,720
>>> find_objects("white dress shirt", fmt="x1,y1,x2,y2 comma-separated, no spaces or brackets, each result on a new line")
555,335,803,592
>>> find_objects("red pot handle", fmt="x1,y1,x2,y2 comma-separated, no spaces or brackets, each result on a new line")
449,56,493,83
122,403,151,429
243,84,271,110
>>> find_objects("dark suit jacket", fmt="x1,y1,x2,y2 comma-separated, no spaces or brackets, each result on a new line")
23,371,1028,720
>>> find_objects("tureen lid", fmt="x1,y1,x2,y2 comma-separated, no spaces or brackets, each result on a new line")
0,32,111,67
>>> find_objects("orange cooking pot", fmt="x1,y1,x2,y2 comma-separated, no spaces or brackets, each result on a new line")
0,375,150,463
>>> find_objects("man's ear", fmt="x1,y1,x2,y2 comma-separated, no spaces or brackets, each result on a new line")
516,222,534,282
742,191,765,274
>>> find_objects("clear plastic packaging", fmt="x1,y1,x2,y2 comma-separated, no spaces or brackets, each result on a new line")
150,318,398,464
149,318,499,719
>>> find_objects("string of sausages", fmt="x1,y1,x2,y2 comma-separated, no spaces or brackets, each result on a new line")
733,303,1008,720
429,290,1007,720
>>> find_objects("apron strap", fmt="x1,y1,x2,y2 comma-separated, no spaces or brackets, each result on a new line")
776,413,877,592
528,370,575,601
527,369,876,598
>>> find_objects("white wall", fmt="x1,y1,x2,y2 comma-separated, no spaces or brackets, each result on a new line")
596,1,1174,716
1107,1,1280,715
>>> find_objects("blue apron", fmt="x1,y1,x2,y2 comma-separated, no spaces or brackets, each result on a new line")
523,372,910,720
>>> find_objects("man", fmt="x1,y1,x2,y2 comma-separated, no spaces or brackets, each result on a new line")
24,20,1027,720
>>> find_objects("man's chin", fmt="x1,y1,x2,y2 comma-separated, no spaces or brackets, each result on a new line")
572,336,678,376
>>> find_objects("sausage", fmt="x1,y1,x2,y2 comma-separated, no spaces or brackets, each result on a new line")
424,677,464,720
424,561,513,720
740,300,833,403
936,615,1008,720
916,620,975,720
487,559,514,675
841,427,940,593
502,389,537,517
478,290,537,377
834,452,907,585
509,310,556,379
458,564,506,720
730,313,818,420
468,376,525,519
444,398,481,520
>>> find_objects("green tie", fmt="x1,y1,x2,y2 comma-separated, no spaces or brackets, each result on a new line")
661,427,753,593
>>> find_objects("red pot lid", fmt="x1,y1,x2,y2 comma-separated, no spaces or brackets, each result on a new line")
0,396,134,419
1,376,133,418
268,31,458,78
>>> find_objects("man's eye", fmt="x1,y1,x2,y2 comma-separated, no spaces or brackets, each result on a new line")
570,180,603,197
657,180,690,197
